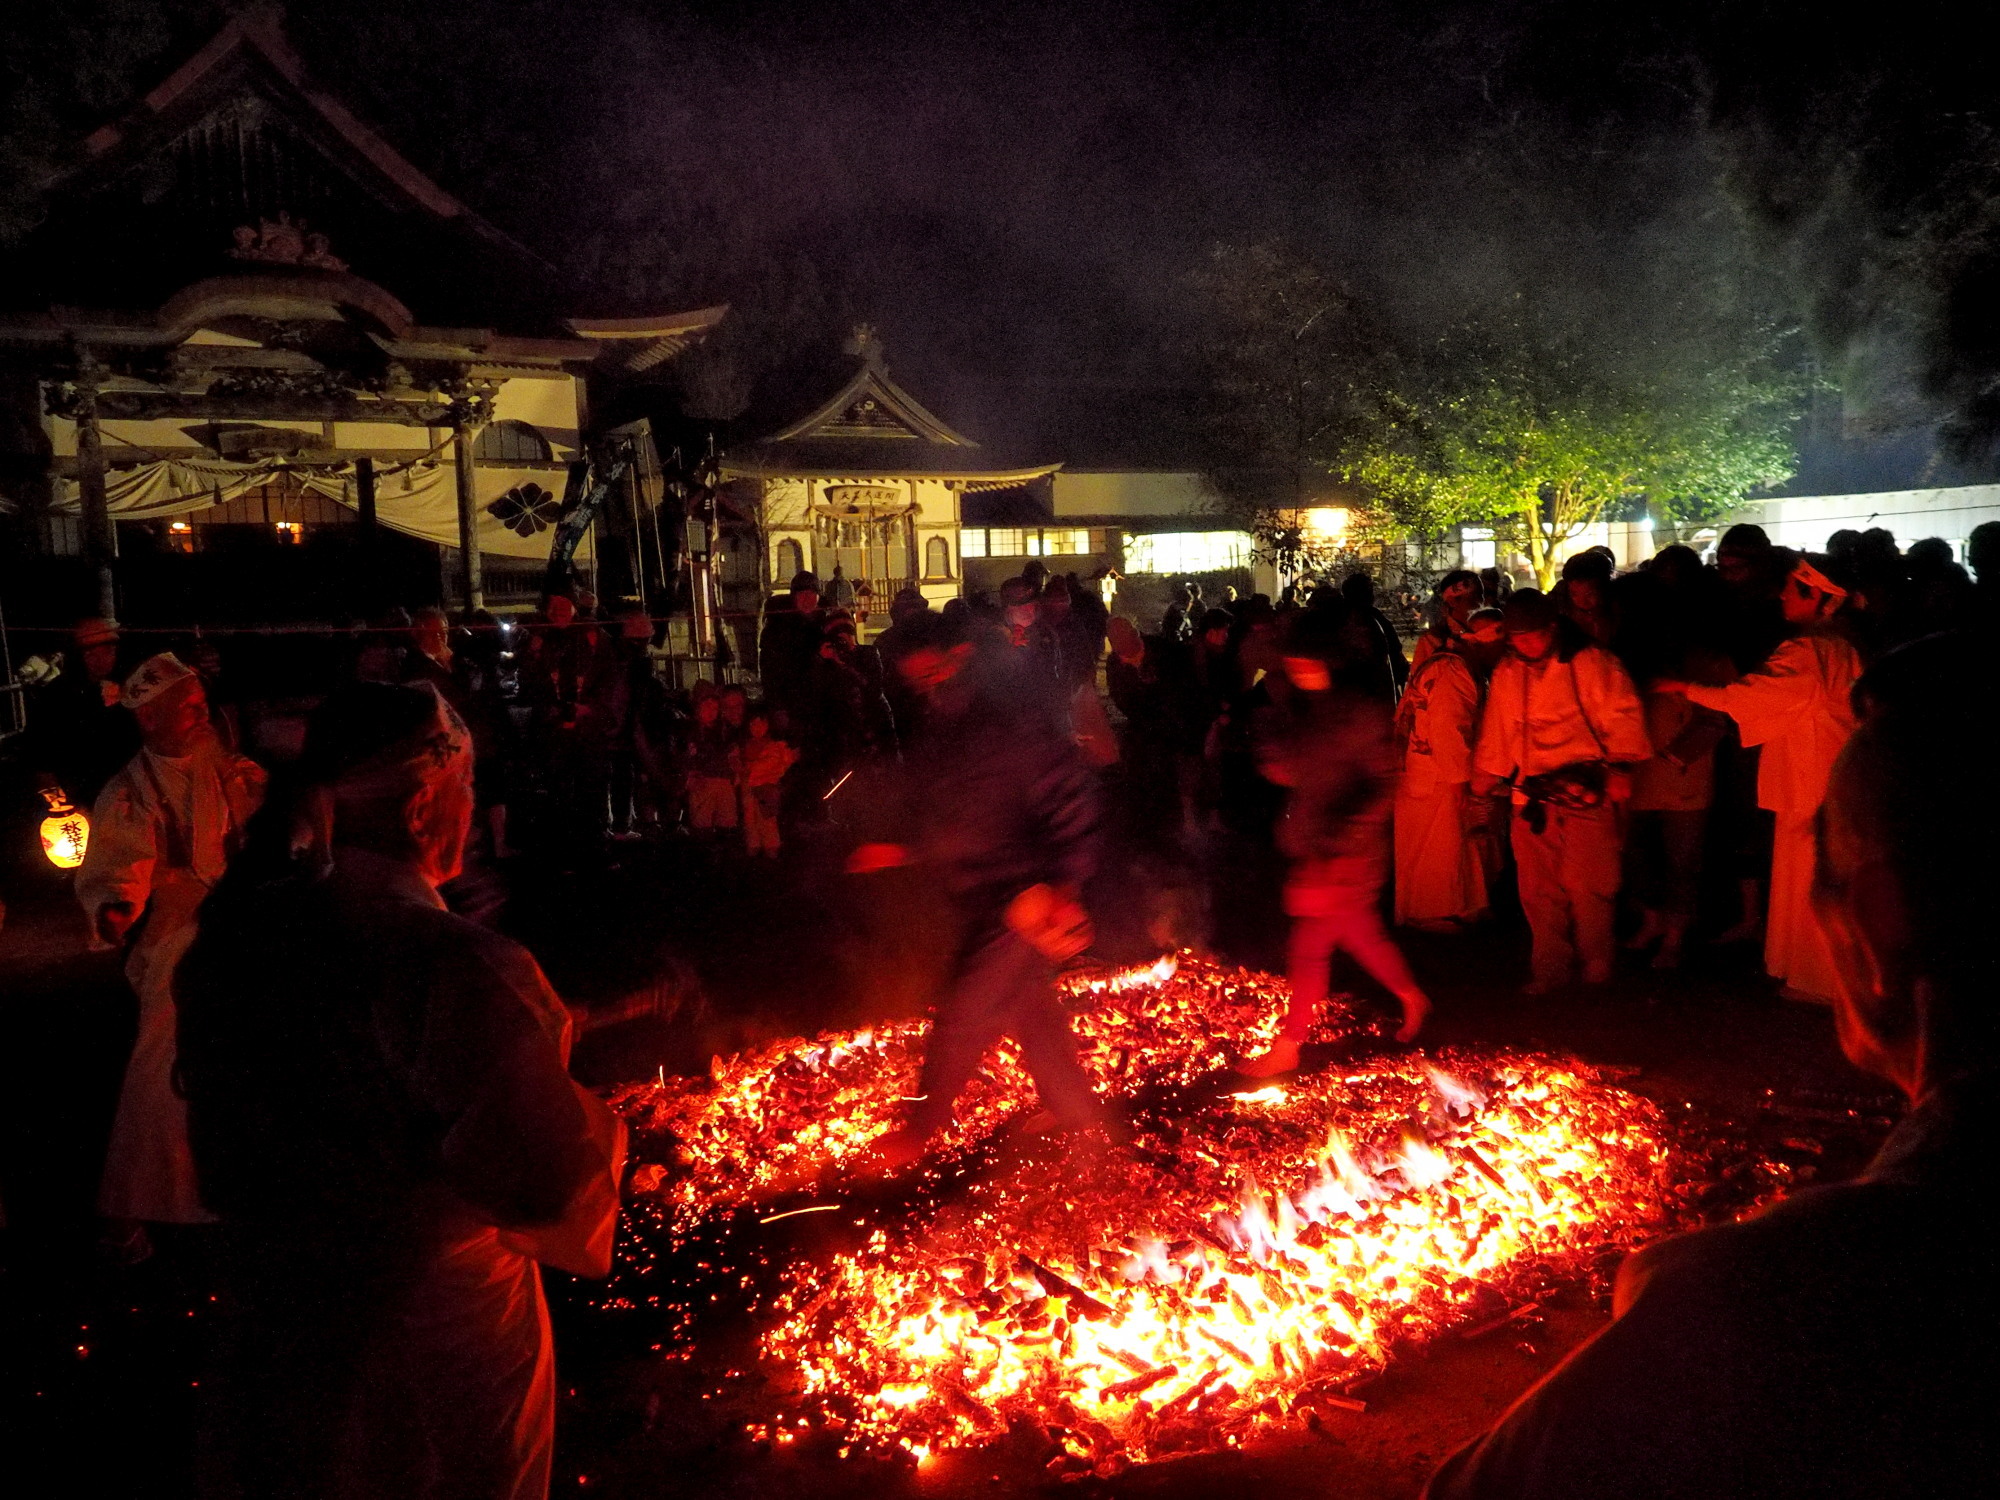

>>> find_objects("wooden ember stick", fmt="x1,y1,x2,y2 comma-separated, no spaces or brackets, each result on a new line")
1103,1364,1179,1400
1200,1327,1255,1366
1458,1301,1542,1341
1156,1366,1223,1418
1318,1392,1368,1413
1019,1255,1113,1320
1461,1146,1510,1190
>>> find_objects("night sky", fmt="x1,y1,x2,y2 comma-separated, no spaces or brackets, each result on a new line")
7,1,1997,482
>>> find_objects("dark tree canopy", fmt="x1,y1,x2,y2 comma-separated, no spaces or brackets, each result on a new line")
0,1,1994,476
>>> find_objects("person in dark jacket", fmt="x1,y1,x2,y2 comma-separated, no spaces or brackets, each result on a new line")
1341,571,1410,701
1237,606,1429,1077
846,610,1112,1166
25,615,139,808
757,571,825,717
1424,629,1999,1500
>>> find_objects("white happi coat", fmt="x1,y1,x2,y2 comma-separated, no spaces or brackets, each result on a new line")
1394,650,1488,923
77,738,265,1221
1687,632,1861,1000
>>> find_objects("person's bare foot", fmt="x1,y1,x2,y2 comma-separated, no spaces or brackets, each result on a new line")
1233,1038,1301,1078
1395,992,1431,1042
1624,911,1664,950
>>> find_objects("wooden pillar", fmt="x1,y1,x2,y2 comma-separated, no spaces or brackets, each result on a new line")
354,455,378,532
353,455,379,614
452,424,483,614
72,361,117,619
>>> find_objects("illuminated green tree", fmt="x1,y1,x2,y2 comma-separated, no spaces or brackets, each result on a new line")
1340,313,1809,589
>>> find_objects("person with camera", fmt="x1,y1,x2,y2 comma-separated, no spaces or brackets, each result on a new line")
1472,591,1650,993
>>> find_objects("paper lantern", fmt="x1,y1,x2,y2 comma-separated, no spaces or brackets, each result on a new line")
39,787,88,869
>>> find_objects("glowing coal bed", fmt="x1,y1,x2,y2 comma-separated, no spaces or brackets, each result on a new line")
600,956,1699,1476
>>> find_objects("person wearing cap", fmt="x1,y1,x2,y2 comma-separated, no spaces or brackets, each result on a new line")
76,653,265,1250
1395,607,1507,930
757,570,826,715
1238,605,1431,1077
25,616,140,807
1657,552,1862,1002
176,682,622,1500
1472,591,1651,992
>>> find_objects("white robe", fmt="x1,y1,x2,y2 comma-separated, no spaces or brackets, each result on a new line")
1394,652,1488,923
77,739,264,1221
1687,633,1861,1001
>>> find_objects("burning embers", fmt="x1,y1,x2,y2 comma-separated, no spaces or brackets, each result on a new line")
608,957,1681,1472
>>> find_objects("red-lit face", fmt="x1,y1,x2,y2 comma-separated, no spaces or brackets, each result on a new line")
1779,578,1832,625
136,678,210,756
1509,626,1557,661
83,643,119,680
695,697,720,726
898,644,969,697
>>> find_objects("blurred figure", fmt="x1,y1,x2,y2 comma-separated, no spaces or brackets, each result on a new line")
1473,592,1650,992
1395,608,1505,929
1968,519,2000,589
1554,551,1617,647
77,654,265,1255
456,611,521,859
353,607,412,684
847,610,1110,1165
738,708,797,858
1424,631,1999,1500
1238,607,1429,1077
1411,569,1482,670
757,571,824,718
401,606,460,705
1662,554,1861,1003
189,638,243,753
178,682,622,1500
682,683,739,837
1341,570,1409,701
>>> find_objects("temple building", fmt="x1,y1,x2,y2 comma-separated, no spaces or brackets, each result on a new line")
0,9,721,623
717,328,1058,627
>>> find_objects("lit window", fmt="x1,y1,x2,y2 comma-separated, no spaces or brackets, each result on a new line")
1303,507,1350,540
988,528,1026,556
1460,525,1495,570
1045,529,1092,555
1121,531,1253,574
474,421,554,463
959,528,987,558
